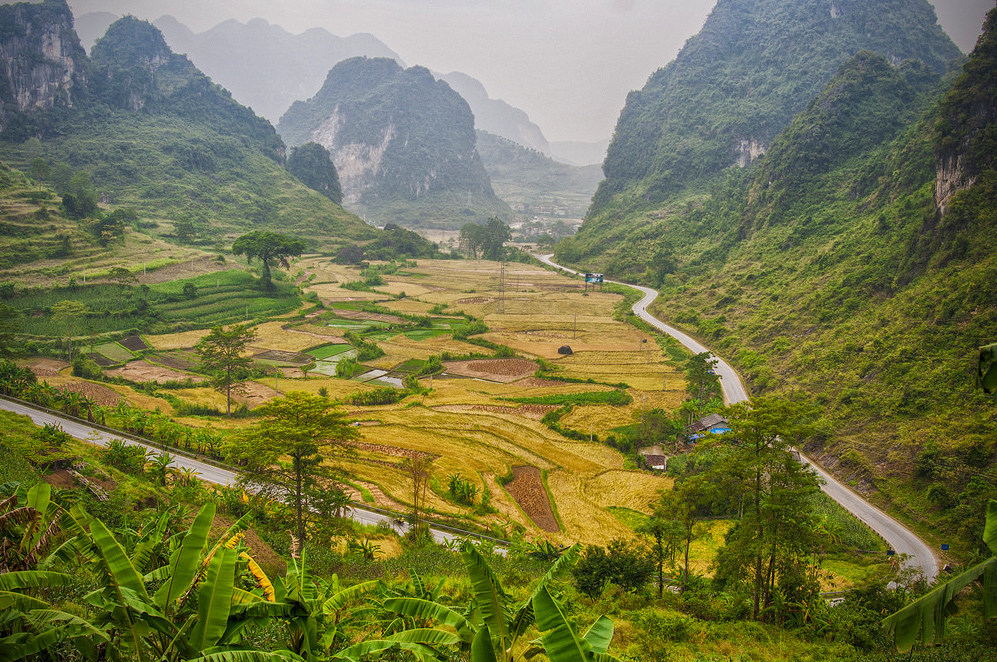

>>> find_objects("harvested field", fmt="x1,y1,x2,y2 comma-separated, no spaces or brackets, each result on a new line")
504,466,558,533
455,297,494,305
252,349,312,365
106,360,204,384
253,321,330,352
147,353,197,372
23,358,68,377
59,381,122,407
230,380,279,408
443,358,538,383
119,335,149,351
145,329,210,350
343,441,435,460
432,404,557,421
333,308,406,324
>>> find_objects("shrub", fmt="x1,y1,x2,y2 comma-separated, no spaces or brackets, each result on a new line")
572,539,655,597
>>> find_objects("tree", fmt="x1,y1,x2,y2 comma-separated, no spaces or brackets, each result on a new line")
232,231,306,289
195,324,256,415
459,217,511,260
648,476,709,589
51,300,87,363
108,266,136,288
686,352,722,416
406,454,432,530
572,539,655,598
710,396,822,621
229,391,358,545
287,142,343,204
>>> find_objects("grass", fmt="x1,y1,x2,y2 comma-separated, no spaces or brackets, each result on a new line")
307,344,355,360
94,342,136,363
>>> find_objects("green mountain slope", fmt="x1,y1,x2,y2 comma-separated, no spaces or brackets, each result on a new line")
573,23,997,547
573,0,962,264
0,5,376,250
277,57,511,228
475,131,602,219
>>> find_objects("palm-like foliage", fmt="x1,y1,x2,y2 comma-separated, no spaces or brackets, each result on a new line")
882,499,997,651
0,483,62,572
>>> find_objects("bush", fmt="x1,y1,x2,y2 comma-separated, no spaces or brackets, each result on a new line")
71,356,105,380
572,539,655,597
348,387,404,406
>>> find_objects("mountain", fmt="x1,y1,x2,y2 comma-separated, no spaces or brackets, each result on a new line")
72,10,118,50
574,0,963,263
150,16,404,124
475,131,602,219
556,10,997,545
549,139,611,167
438,72,551,155
0,5,375,250
277,57,511,228
0,0,91,134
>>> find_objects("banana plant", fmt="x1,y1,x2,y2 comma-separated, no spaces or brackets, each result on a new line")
0,482,63,572
882,499,997,651
374,540,619,662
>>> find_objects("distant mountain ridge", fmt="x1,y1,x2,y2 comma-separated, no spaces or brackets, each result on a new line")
74,13,562,159
0,4,374,249
278,56,510,228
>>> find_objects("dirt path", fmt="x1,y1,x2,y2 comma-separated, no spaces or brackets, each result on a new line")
504,466,558,532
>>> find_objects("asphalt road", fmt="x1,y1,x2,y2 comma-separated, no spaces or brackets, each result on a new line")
0,396,474,548
535,253,938,581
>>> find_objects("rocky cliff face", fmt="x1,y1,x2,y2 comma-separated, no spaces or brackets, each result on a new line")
277,57,510,226
89,15,172,111
934,7,997,215
0,0,89,131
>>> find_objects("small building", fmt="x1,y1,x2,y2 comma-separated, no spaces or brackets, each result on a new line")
686,413,731,440
644,455,667,471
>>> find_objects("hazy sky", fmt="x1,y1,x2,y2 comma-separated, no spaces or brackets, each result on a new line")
68,0,993,144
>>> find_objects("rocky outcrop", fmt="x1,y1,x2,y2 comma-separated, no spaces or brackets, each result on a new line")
89,15,172,111
0,0,89,131
277,57,510,225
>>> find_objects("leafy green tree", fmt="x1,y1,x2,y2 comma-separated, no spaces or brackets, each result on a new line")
572,539,655,598
51,300,87,363
288,142,343,204
459,217,511,260
232,230,307,289
686,352,722,413
228,391,358,546
710,396,822,621
195,324,257,415
61,171,99,219
979,342,997,393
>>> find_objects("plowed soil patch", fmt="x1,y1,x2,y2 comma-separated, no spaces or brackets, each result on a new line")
230,381,278,408
433,404,557,420
253,349,311,365
443,358,537,383
455,297,494,304
344,441,435,459
25,358,68,377
119,335,149,351
148,354,196,371
505,466,558,532
60,381,122,406
107,361,203,384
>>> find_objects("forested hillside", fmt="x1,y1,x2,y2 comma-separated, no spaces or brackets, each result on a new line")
0,4,375,251
573,0,961,263
558,9,997,549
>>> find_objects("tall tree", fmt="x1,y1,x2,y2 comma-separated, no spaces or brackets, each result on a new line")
51,300,87,363
710,396,822,621
195,324,256,415
232,231,306,289
0,303,20,357
287,142,343,204
228,391,358,545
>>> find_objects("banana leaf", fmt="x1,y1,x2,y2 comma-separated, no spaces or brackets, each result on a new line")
510,545,580,642
381,597,472,642
0,570,71,591
186,651,306,662
89,519,150,601
534,585,592,662
330,639,439,661
883,500,997,650
470,625,498,662
131,511,170,573
323,579,381,615
155,503,216,609
461,541,510,658
582,616,614,654
385,628,461,646
188,547,237,651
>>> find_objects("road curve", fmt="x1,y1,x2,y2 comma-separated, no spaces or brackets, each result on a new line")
0,396,481,548
534,253,938,581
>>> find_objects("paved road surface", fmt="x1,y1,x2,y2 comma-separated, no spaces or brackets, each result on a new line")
535,253,938,581
0,396,476,548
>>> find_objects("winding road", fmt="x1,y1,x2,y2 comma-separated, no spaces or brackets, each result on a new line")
0,396,482,548
535,253,938,581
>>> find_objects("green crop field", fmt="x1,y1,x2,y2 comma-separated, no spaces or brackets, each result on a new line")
93,342,136,363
